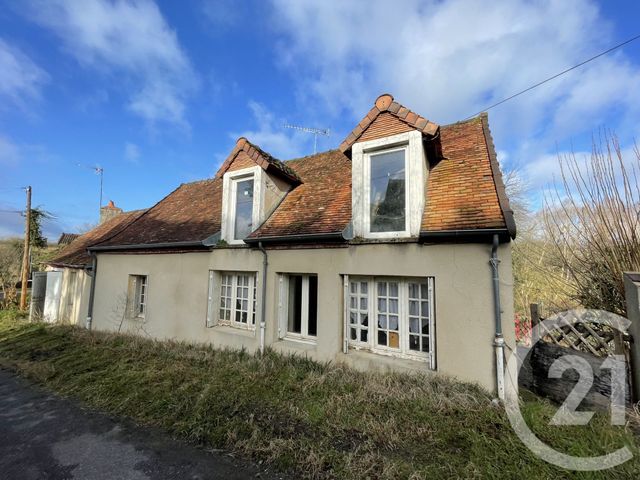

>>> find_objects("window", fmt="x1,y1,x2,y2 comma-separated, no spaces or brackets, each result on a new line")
369,148,406,233
350,130,426,239
216,272,257,328
345,276,435,366
279,274,318,340
128,275,148,319
233,177,255,240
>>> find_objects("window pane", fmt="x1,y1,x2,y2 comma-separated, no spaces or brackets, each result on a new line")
308,275,318,336
288,275,302,334
234,179,254,239
370,150,406,232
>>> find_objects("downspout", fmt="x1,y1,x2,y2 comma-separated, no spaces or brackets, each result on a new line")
258,242,268,355
490,234,505,400
85,252,98,330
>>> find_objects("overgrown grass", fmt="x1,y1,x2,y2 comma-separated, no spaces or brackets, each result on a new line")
0,317,638,479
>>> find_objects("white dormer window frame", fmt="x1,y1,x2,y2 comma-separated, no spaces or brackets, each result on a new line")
351,130,427,239
221,165,264,244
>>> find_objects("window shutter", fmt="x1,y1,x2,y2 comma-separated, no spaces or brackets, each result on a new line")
428,277,436,370
126,275,137,318
277,275,286,339
206,270,217,327
342,275,349,354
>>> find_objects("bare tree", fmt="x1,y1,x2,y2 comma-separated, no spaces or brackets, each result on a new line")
543,132,640,315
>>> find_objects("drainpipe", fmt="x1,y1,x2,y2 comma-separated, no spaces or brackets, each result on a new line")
258,242,268,355
85,252,98,330
490,234,505,400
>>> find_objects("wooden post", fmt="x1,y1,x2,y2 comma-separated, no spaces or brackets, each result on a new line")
529,303,540,327
19,186,32,311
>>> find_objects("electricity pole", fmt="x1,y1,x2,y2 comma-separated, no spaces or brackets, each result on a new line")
19,186,32,310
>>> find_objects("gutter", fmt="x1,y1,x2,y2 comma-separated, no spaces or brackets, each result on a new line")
257,241,268,355
88,240,207,252
244,231,344,245
490,233,505,400
419,228,510,243
86,252,98,330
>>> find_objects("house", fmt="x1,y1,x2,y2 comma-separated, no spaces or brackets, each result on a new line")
47,94,516,394
43,204,144,324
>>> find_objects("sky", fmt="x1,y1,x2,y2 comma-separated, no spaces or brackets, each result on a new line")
1,0,640,240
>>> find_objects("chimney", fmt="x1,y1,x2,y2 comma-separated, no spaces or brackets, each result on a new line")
100,200,123,224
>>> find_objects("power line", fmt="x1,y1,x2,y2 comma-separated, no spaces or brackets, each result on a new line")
466,32,640,119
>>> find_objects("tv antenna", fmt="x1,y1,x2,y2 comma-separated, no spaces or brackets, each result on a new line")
78,164,104,215
283,124,330,154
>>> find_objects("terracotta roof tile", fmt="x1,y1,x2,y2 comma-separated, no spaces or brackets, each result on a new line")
87,98,514,248
97,179,222,247
216,137,301,184
248,150,352,238
47,210,145,267
421,116,514,234
340,94,440,153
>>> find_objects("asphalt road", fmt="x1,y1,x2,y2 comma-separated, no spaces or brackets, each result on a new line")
0,369,281,480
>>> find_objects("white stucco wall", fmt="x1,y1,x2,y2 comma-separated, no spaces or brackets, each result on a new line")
91,242,514,392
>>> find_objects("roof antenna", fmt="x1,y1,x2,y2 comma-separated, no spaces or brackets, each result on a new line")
283,124,330,154
78,164,104,217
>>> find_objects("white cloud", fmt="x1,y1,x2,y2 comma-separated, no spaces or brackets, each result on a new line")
232,101,312,159
269,0,638,134
0,39,49,110
26,0,197,127
124,142,141,162
268,0,640,209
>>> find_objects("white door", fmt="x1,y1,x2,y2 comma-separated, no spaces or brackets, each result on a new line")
43,271,62,323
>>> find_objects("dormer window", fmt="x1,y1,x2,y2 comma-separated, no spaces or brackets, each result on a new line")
233,177,255,240
222,166,261,245
368,146,407,234
351,130,426,239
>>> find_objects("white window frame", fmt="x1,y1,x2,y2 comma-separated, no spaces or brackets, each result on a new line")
364,145,410,238
277,273,318,343
351,130,427,239
344,275,435,368
221,166,263,245
128,274,148,320
210,271,257,330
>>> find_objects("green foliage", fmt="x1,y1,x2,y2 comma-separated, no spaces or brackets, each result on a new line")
28,208,54,249
0,318,638,479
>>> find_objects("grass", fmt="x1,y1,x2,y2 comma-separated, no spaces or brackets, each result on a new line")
0,316,638,479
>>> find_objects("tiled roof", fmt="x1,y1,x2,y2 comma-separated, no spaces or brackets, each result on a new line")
96,179,222,247
84,95,514,249
57,232,80,246
248,150,352,238
339,94,439,153
216,137,301,184
421,115,515,235
47,210,145,267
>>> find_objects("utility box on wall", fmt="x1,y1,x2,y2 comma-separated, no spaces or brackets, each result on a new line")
623,272,640,402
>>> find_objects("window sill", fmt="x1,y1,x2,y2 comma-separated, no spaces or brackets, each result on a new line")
342,348,433,372
281,335,317,347
348,345,430,363
212,324,257,337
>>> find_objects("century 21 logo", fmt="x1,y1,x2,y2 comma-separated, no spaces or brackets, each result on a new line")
505,310,633,471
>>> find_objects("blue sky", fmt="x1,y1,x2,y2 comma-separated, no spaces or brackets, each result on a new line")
1,0,640,240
